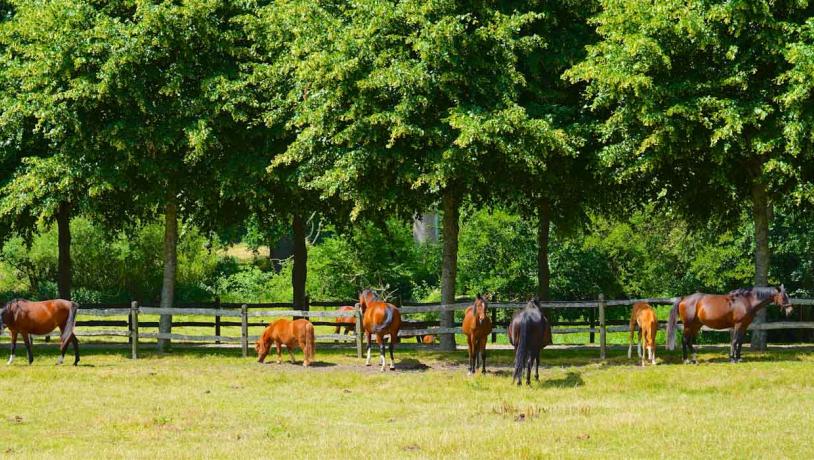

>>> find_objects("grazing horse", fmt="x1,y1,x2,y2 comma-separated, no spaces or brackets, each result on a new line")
508,299,550,386
462,294,492,375
667,285,792,363
255,318,315,366
628,302,657,366
334,305,357,335
359,289,401,371
0,299,79,366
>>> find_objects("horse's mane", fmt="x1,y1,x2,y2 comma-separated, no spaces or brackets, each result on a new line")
729,287,777,301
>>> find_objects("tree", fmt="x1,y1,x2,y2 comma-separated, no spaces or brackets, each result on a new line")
566,0,814,349
269,0,571,350
88,0,248,350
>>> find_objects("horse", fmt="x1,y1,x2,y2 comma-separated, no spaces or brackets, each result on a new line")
462,294,492,375
0,299,79,366
255,318,315,366
334,305,357,336
627,302,657,366
508,299,550,385
667,285,792,363
359,289,401,371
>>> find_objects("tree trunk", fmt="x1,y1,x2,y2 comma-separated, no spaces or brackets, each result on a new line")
750,178,770,350
536,200,551,301
56,202,72,300
158,196,178,352
440,191,460,351
292,213,308,310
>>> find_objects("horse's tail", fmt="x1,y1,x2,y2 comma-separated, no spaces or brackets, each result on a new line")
303,321,315,364
372,304,394,334
513,319,529,384
61,301,79,345
628,307,637,359
666,297,680,351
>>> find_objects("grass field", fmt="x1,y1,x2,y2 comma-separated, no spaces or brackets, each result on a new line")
1,343,813,459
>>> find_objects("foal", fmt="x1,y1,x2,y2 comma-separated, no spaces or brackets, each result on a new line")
462,294,492,375
627,302,657,366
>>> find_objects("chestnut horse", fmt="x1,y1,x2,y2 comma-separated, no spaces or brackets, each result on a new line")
667,285,792,363
508,299,550,385
0,299,79,365
358,289,401,371
628,302,657,366
334,306,357,338
255,318,315,366
462,294,492,375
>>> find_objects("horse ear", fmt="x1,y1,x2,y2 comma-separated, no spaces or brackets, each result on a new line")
780,283,785,291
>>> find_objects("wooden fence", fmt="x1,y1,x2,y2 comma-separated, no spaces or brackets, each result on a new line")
5,297,814,360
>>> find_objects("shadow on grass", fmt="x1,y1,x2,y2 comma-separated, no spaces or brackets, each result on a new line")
541,371,584,388
397,358,431,372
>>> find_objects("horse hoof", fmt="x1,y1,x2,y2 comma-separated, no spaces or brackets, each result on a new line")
683,359,691,364
389,365,395,371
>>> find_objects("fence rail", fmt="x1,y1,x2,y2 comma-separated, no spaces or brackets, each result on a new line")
3,297,812,360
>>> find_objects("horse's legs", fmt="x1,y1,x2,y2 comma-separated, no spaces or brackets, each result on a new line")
22,333,33,365
681,331,688,363
7,330,17,365
365,332,372,366
287,345,296,364
735,327,747,362
388,338,395,371
58,326,71,365
466,335,474,375
275,342,283,364
534,351,540,381
729,329,738,363
378,337,386,372
71,335,80,366
480,338,487,374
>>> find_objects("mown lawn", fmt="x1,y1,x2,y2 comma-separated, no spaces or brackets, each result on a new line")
0,343,812,459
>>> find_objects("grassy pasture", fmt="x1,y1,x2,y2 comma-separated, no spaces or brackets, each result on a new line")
1,344,813,459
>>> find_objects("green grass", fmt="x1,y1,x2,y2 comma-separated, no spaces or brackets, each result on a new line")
1,343,813,458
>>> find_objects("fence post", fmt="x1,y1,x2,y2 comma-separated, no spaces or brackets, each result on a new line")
241,304,249,358
130,300,139,360
214,296,221,345
599,294,606,360
589,308,596,343
354,304,363,359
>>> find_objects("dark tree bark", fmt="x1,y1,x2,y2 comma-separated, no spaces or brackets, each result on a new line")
158,196,178,352
292,213,308,310
56,201,72,300
536,200,551,301
440,191,460,351
750,178,770,350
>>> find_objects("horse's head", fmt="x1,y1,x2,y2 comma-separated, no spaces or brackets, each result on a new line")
358,289,375,310
774,284,793,317
473,294,488,323
255,337,271,363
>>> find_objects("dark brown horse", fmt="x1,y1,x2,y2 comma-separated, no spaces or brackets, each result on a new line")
359,289,401,371
462,294,492,375
0,299,79,365
508,299,550,385
667,285,792,363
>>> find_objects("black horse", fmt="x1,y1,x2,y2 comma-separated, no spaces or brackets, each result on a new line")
508,299,550,386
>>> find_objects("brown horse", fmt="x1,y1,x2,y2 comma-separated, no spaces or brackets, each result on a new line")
462,294,492,375
628,302,657,366
359,289,401,371
508,299,550,385
0,299,79,365
667,285,792,363
255,318,315,366
334,306,357,336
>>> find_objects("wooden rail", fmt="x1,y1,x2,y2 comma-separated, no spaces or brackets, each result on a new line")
2,297,811,361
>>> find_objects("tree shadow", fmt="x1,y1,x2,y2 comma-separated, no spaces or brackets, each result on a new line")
540,371,584,388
